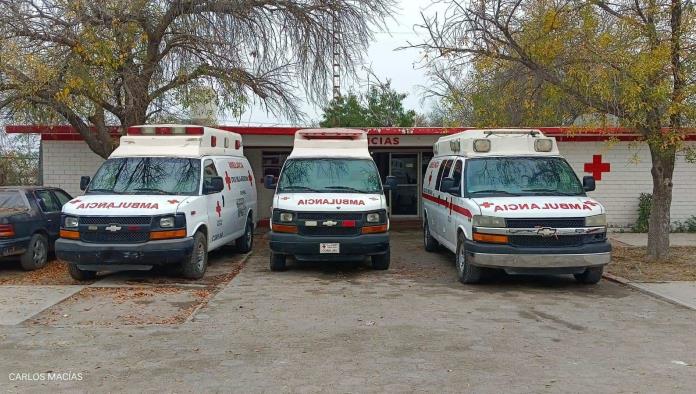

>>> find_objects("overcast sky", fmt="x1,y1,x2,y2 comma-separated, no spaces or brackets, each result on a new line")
226,1,438,127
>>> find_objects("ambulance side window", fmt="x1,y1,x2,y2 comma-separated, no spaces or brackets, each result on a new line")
450,160,463,196
435,159,453,191
203,160,218,192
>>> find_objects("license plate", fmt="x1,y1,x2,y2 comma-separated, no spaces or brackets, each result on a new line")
320,243,340,254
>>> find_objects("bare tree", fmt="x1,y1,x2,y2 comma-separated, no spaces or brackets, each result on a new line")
0,0,395,158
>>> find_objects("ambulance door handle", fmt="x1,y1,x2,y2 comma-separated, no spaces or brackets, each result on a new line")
222,196,225,206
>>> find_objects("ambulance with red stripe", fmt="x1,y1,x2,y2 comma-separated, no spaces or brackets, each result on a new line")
422,129,611,284
56,125,257,280
264,129,398,271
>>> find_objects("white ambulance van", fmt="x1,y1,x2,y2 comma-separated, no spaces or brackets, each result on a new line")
422,129,611,284
264,128,397,271
56,124,257,280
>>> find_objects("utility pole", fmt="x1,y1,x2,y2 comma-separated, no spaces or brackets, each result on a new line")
331,7,341,100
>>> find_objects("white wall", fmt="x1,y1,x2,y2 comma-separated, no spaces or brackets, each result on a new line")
41,140,105,197
40,139,696,227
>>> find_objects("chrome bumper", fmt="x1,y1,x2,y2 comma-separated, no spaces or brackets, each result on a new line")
468,252,611,269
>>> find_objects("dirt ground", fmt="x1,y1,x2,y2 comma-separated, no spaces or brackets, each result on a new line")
1,230,695,392
608,246,696,282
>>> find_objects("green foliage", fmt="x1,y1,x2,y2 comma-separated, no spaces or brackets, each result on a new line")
319,81,416,128
0,133,39,185
634,193,652,233
672,217,696,233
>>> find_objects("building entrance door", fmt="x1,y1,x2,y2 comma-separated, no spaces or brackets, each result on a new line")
389,153,419,216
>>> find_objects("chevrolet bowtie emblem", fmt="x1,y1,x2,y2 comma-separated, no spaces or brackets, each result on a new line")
323,220,338,227
105,225,122,232
537,227,557,237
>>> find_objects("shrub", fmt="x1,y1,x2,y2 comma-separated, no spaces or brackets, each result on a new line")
633,193,652,233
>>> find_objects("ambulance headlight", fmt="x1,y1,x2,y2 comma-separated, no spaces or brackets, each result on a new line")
585,214,606,227
64,216,79,228
366,213,381,223
279,212,294,222
472,215,505,228
159,216,175,228
534,139,554,152
473,139,491,153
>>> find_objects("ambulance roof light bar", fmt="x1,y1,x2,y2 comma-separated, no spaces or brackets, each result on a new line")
484,129,540,137
127,125,204,136
296,129,364,140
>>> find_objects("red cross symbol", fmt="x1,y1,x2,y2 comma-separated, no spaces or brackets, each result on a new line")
224,171,232,190
167,199,180,204
584,155,610,181
480,202,494,209
583,200,598,207
69,199,81,204
248,171,253,186
215,201,222,217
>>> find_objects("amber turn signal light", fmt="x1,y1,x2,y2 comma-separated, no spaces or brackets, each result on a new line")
59,229,80,240
150,229,187,240
271,223,298,234
0,224,16,238
472,232,509,244
361,224,388,234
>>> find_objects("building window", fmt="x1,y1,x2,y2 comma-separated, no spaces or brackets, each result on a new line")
262,151,290,179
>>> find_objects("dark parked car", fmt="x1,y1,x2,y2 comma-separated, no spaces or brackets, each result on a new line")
0,186,73,270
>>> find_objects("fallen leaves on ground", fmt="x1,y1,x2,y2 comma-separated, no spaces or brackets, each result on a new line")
0,259,87,285
608,246,696,282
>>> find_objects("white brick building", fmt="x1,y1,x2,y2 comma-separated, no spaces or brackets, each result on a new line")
7,126,696,228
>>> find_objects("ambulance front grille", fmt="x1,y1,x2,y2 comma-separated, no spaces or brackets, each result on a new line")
509,235,584,247
79,216,153,225
299,226,360,237
80,232,150,244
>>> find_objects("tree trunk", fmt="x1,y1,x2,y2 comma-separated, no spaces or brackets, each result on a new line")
646,142,676,262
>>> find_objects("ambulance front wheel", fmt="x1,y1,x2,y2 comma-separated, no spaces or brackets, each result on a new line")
68,263,97,281
456,233,481,284
270,252,287,271
371,249,390,270
181,231,208,279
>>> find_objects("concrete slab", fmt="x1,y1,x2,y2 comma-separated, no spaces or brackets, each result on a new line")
0,286,84,326
610,233,696,247
630,281,696,310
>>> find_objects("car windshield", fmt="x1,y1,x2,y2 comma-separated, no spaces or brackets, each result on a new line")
0,191,29,211
277,158,382,194
465,157,584,197
87,157,201,195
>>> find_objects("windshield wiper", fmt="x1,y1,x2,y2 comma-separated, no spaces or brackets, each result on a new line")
134,187,169,195
522,188,580,196
87,188,121,194
279,185,321,193
325,185,370,193
469,189,521,196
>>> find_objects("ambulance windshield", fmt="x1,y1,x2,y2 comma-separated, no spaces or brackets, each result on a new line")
465,157,584,197
88,157,201,195
278,158,382,194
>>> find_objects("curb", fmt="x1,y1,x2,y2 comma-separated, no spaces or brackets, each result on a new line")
602,272,695,311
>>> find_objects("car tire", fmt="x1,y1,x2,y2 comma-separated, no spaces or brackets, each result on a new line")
235,217,254,253
456,233,481,284
20,233,48,271
574,266,603,284
270,252,287,271
67,263,97,281
371,249,390,270
423,218,438,252
181,231,208,279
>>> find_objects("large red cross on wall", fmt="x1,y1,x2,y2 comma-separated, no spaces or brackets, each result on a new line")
584,155,611,181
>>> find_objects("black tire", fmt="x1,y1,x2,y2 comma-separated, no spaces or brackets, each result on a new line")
270,252,287,271
20,233,48,271
423,217,438,252
574,266,603,284
181,231,208,279
67,263,97,281
235,217,254,253
456,232,481,284
371,249,390,270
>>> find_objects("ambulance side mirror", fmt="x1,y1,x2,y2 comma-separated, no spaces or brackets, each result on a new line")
582,176,596,192
80,176,91,191
383,176,398,191
264,175,277,190
205,176,224,194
